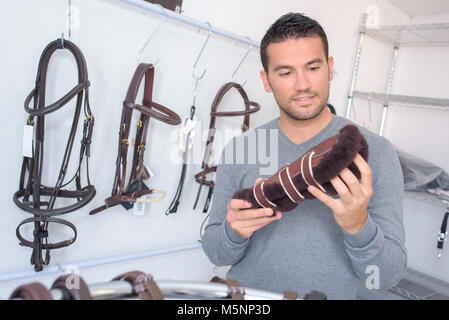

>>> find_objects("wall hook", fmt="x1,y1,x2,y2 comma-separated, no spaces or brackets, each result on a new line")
230,36,253,87
192,22,212,81
138,4,167,61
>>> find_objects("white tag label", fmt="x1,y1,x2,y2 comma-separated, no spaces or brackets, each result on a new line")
182,118,196,135
145,165,154,181
179,118,196,152
23,125,34,158
133,199,146,216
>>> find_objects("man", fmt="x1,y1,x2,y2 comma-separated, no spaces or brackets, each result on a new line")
201,12,407,299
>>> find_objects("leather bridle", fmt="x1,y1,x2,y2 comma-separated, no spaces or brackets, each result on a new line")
90,63,181,215
193,82,260,212
13,39,95,272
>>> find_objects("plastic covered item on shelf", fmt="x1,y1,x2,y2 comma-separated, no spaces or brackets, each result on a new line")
394,147,449,198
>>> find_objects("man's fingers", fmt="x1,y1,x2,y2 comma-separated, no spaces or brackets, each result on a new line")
235,207,276,221
228,208,282,238
228,199,253,211
353,153,373,195
240,211,282,230
307,185,337,210
337,168,362,199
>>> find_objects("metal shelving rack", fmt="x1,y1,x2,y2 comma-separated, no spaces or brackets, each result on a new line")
346,16,449,299
346,15,449,207
345,14,449,136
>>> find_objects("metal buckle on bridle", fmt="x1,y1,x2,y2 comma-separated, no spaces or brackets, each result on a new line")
84,114,94,123
137,143,146,152
27,116,34,126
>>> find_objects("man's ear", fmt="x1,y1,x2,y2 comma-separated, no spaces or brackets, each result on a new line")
328,56,334,81
260,69,272,93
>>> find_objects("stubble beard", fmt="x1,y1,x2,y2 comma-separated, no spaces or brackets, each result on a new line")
279,99,327,121
269,80,331,121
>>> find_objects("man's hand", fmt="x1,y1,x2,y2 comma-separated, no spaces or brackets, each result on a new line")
226,178,282,239
307,153,373,234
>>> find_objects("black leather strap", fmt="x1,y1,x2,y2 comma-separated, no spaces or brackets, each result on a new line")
438,211,449,257
166,105,196,215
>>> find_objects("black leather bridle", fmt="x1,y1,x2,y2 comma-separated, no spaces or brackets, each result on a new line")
13,38,95,272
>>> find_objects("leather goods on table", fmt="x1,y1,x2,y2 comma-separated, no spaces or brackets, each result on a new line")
113,270,164,300
90,63,181,215
210,276,299,300
193,82,260,212
232,124,369,212
210,276,245,300
9,282,53,300
13,38,95,272
51,274,92,300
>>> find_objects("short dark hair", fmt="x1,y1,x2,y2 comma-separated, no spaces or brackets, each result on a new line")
260,12,329,73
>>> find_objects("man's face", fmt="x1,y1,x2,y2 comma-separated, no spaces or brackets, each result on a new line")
260,36,334,121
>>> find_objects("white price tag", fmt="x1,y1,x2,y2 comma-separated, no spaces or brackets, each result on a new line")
182,118,196,135
145,165,154,181
23,124,34,158
179,118,196,152
133,199,146,216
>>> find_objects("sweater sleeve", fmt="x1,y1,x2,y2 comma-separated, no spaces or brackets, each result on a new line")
343,136,408,289
201,140,250,266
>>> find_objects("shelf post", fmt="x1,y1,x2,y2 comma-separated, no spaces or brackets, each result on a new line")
345,14,368,120
379,45,400,136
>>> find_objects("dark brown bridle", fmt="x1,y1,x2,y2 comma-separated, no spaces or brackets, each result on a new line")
13,39,95,272
193,82,260,212
90,63,181,215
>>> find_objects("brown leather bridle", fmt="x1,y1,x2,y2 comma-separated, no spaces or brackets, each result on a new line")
193,82,260,212
13,39,95,272
90,63,181,215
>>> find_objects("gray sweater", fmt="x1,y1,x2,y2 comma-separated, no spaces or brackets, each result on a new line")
201,115,407,300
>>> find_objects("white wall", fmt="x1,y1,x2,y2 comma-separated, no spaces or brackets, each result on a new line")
1,0,447,298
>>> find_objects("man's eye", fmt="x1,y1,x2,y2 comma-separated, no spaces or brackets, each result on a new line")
309,66,320,71
279,72,290,76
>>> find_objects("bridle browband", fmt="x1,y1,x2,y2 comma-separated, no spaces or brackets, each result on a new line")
13,39,95,272
89,63,181,215
193,82,260,212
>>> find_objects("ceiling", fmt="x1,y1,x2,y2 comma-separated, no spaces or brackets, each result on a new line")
388,0,449,17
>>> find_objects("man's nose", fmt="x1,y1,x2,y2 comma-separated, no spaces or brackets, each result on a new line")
293,71,312,92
